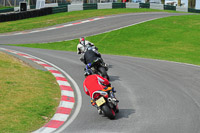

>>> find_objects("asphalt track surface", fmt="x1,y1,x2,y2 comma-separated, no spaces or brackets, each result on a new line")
1,12,200,133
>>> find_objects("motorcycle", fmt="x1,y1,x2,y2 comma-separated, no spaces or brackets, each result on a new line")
91,87,119,119
85,57,110,80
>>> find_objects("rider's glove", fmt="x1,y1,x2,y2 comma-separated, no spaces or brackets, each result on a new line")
86,63,92,69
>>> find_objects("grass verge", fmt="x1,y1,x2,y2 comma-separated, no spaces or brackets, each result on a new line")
0,52,60,132
10,14,200,66
0,8,178,33
0,6,13,9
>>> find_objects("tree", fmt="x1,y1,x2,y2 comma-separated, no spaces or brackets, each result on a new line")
188,0,196,8
178,0,181,6
161,0,165,4
145,0,149,3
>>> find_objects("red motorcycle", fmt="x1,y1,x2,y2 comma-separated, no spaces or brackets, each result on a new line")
91,87,119,119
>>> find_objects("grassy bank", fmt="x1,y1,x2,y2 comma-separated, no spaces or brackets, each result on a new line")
11,15,200,66
0,52,60,132
0,8,175,33
0,6,13,9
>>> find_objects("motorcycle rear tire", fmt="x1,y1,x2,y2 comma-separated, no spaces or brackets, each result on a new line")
98,67,109,80
101,104,115,119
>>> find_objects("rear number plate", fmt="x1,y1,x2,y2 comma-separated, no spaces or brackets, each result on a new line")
96,97,106,107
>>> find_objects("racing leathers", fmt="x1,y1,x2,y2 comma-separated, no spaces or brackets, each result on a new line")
83,48,101,65
77,40,96,54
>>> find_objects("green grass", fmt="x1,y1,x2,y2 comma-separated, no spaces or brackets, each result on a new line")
1,10,199,132
11,14,200,65
0,6,13,9
0,8,178,33
0,52,60,132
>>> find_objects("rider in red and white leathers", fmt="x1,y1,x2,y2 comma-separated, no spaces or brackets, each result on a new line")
83,71,118,114
83,74,110,98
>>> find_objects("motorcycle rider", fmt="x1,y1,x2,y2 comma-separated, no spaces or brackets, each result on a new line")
83,47,101,65
77,37,108,70
83,69,118,114
77,37,97,55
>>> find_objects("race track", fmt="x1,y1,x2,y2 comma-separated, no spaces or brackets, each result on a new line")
1,12,200,133
0,12,188,44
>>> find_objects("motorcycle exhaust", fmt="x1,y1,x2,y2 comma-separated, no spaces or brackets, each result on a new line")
108,97,112,102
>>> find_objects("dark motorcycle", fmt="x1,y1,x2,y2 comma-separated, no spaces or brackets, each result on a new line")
85,57,109,80
91,87,119,119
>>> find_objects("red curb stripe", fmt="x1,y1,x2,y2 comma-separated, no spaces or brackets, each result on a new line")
60,85,73,91
89,19,95,21
56,25,64,28
61,95,75,102
44,120,64,128
5,50,14,52
40,64,52,67
56,107,72,114
56,77,68,81
72,22,82,25
49,70,61,74
29,58,40,61
17,53,29,56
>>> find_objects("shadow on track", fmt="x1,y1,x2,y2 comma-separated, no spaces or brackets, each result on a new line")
115,109,136,120
109,75,120,82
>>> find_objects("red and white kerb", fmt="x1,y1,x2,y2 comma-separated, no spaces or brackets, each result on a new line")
0,17,105,36
0,48,75,133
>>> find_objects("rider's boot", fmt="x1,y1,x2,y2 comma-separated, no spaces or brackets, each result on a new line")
91,100,103,115
97,108,103,115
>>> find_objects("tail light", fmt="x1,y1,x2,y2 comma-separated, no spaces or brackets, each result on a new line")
93,93,100,99
104,94,108,98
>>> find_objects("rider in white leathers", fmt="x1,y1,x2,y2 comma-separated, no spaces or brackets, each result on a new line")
77,37,97,54
77,37,108,70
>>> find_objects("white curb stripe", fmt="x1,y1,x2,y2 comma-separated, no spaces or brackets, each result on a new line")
61,90,74,97
59,101,74,108
51,114,69,121
44,66,58,71
57,80,71,86
81,20,90,23
24,56,34,59
63,24,73,27
34,61,46,65
52,73,65,77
